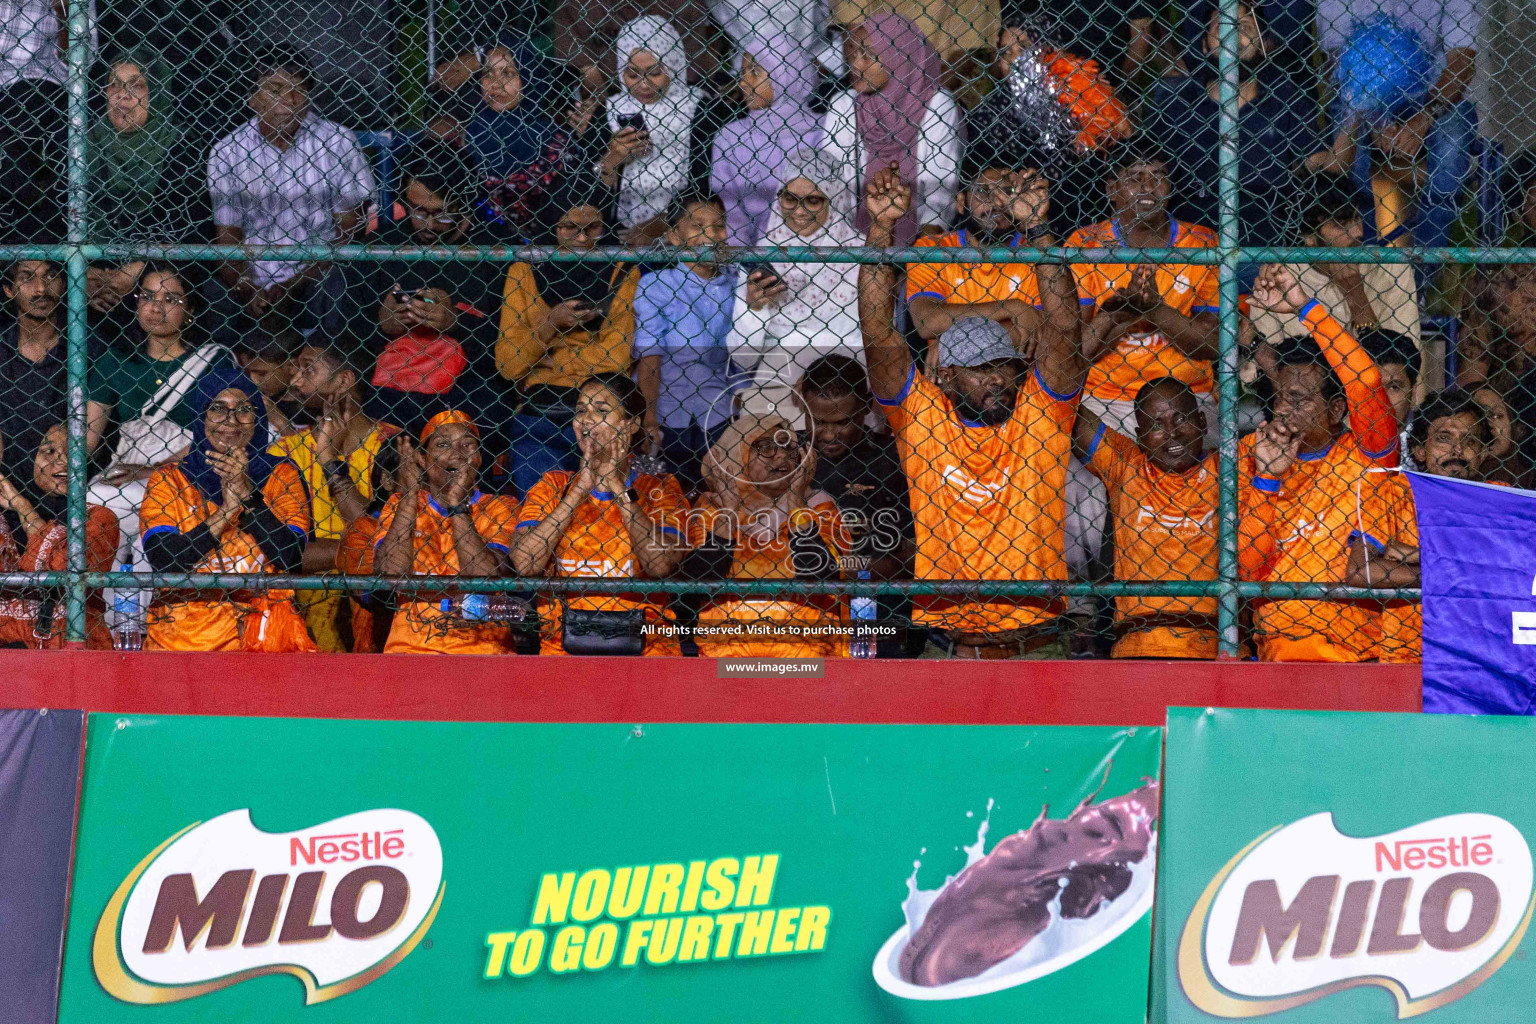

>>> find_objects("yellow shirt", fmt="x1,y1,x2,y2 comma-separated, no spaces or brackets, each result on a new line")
495,263,639,388
269,423,398,541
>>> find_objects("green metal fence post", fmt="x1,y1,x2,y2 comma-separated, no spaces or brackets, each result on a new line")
62,0,91,642
1214,0,1243,657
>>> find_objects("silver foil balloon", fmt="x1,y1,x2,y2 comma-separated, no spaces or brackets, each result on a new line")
1005,48,1078,156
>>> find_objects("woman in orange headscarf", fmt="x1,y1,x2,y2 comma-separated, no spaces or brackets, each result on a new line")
374,410,523,654
688,410,848,657
0,424,119,648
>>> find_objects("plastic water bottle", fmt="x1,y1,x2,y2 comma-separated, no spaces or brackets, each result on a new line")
439,594,528,624
849,570,877,659
110,565,144,651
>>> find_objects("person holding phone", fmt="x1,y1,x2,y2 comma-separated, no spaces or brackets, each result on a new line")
496,186,642,496
600,17,720,246
726,148,865,405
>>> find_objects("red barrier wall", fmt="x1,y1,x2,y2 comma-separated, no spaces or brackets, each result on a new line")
0,652,1420,725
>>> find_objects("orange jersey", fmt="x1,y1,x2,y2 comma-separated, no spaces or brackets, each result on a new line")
0,505,117,649
140,462,311,652
905,230,1042,307
693,494,847,658
880,364,1076,634
1239,431,1388,661
518,470,690,655
1370,474,1421,665
374,489,521,655
1068,218,1220,402
1086,426,1220,658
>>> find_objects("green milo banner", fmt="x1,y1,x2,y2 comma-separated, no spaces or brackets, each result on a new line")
1155,708,1536,1024
59,716,1161,1023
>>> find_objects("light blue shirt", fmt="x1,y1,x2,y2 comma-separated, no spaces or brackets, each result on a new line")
632,265,739,430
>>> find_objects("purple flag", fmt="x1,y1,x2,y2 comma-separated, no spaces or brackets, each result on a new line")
0,708,84,1023
1409,471,1536,714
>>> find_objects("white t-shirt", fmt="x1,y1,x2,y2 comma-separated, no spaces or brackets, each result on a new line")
0,0,96,90
208,115,375,286
820,87,960,232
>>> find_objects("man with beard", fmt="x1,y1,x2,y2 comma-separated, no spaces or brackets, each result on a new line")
1063,145,1219,591
1072,377,1271,659
0,260,109,484
905,156,1053,356
1239,263,1400,663
1346,392,1493,664
860,166,1086,659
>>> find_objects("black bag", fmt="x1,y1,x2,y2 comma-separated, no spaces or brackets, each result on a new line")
561,605,646,656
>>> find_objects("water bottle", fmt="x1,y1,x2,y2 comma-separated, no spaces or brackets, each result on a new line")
110,564,144,651
439,594,528,624
849,570,877,659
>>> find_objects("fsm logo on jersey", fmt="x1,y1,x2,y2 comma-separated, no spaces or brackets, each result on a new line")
93,808,444,1005
1179,812,1535,1018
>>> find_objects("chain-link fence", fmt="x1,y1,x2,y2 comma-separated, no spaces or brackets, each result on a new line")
0,0,1521,658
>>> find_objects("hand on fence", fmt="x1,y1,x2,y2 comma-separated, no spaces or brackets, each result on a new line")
1250,264,1311,315
864,162,911,233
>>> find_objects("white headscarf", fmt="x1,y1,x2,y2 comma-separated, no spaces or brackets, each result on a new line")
759,147,862,340
608,16,703,227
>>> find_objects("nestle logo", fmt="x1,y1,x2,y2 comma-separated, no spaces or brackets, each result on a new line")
291,829,406,866
1374,835,1493,872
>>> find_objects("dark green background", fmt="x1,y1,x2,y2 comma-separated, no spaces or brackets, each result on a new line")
60,716,1161,1023
1155,707,1536,1024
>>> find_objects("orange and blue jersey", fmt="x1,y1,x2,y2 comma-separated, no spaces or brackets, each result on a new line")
905,229,1043,309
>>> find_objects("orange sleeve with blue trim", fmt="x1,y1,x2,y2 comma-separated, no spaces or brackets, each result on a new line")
518,471,570,530
140,466,186,540
1239,476,1283,580
264,461,312,537
473,494,521,553
1299,300,1400,465
904,235,949,302
1084,424,1137,490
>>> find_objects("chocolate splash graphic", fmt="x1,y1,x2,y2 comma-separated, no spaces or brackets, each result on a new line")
898,776,1159,987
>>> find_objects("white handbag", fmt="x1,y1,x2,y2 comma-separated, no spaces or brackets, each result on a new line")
109,343,231,468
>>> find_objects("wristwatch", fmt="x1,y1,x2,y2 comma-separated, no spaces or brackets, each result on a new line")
1024,224,1052,244
441,501,474,518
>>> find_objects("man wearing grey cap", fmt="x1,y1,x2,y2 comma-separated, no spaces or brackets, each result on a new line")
859,165,1086,659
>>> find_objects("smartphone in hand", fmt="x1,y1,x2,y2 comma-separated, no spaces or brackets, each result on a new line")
617,112,646,131
740,260,782,290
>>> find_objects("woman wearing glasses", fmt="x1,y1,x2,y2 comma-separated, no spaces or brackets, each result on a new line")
86,263,233,617
140,368,314,651
726,149,865,405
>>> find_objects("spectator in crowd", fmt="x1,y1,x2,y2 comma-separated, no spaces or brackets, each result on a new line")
139,368,313,652
549,0,727,91
1026,0,1155,86
0,0,98,241
0,424,118,648
906,156,1051,350
1348,391,1493,663
1064,147,1218,585
1173,0,1320,91
727,148,863,400
859,167,1086,659
1146,2,1314,252
87,265,232,592
1469,385,1536,488
964,14,1131,233
208,50,374,342
831,0,999,63
375,411,520,654
1072,377,1246,659
1309,0,1479,256
369,141,505,436
1458,264,1536,428
711,0,841,73
335,439,400,652
634,191,737,492
688,408,847,657
824,11,959,245
710,35,824,245
498,187,640,496
1250,177,1421,357
270,337,397,649
0,261,109,485
465,39,600,240
1239,264,1400,662
85,51,208,338
602,16,715,246
232,328,302,440
1499,149,1536,246
1359,328,1421,437
511,373,689,655
799,353,915,653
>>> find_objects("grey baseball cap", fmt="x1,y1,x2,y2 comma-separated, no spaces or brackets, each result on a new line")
936,316,1017,368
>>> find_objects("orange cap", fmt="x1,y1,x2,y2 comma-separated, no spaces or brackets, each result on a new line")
420,409,480,443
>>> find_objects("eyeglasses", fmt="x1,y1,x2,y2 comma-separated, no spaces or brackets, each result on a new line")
405,203,459,228
749,437,802,458
137,291,187,306
777,190,828,212
206,402,257,423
